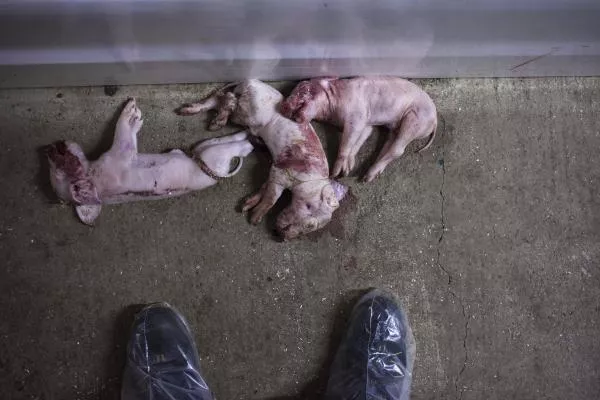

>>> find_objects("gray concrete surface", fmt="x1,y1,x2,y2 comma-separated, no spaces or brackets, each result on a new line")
0,78,599,400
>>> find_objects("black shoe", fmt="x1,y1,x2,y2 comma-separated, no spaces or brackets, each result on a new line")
121,303,214,400
324,289,416,400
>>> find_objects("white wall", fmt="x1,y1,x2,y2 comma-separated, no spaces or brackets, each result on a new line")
0,0,599,87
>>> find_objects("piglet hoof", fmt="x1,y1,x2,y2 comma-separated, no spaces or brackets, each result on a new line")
332,157,353,178
363,170,382,183
176,104,198,116
242,192,262,213
331,162,342,178
208,120,226,131
249,205,272,225
129,107,143,131
250,212,264,225
118,98,143,133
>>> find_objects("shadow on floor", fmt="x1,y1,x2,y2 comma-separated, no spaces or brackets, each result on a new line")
95,304,145,400
265,288,369,400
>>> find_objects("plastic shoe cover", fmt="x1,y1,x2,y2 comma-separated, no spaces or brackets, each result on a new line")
324,289,416,400
121,303,214,400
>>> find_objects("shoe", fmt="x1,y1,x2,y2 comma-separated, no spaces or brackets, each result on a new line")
121,302,214,400
324,289,416,400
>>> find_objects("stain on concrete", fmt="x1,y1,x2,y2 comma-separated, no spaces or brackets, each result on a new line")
104,85,119,97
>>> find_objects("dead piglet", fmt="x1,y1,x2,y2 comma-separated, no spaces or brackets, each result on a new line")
179,79,347,240
47,98,253,225
280,76,438,182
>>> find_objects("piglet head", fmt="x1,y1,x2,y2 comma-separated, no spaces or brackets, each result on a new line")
45,141,100,205
276,180,347,240
280,80,327,124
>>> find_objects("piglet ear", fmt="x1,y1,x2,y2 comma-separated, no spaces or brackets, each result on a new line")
70,179,101,205
75,204,102,226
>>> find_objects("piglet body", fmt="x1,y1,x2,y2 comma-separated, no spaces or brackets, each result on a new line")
179,79,346,240
47,99,253,224
280,76,438,182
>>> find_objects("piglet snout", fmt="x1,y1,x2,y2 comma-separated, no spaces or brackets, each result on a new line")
330,180,349,202
275,224,292,240
45,140,66,158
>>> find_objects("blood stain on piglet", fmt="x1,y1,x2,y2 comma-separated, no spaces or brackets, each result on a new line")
274,124,328,176
46,141,85,179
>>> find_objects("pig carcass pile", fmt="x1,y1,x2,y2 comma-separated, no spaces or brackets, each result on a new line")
46,77,436,240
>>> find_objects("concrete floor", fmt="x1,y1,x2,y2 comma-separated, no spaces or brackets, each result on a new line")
0,78,599,400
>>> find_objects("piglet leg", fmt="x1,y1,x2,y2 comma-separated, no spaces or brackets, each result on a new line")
209,92,237,131
177,95,219,116
364,111,429,182
345,126,373,173
192,136,254,178
242,180,284,224
109,98,143,158
193,131,249,152
332,120,368,177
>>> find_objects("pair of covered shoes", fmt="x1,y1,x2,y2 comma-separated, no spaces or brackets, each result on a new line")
121,289,415,400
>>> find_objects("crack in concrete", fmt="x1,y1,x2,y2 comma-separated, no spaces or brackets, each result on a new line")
455,300,470,400
434,118,470,400
437,151,452,285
